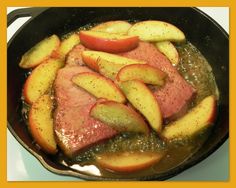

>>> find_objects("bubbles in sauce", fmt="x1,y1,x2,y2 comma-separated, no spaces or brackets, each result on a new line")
21,39,218,178
54,41,218,178
176,42,219,104
72,132,166,163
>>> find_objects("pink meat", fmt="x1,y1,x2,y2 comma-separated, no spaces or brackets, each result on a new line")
120,42,195,120
54,66,117,157
66,44,86,66
64,41,195,120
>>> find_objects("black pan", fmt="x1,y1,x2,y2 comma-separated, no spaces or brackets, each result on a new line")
7,7,229,180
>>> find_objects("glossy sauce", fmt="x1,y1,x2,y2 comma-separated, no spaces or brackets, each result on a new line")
57,41,218,178
22,40,218,178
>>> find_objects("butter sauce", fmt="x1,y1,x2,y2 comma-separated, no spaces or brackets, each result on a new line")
21,39,218,178
55,41,218,177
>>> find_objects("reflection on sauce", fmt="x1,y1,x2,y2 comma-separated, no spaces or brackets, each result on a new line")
22,40,218,178
177,42,219,104
70,164,101,176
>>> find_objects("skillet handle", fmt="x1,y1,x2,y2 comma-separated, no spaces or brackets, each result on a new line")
7,8,48,27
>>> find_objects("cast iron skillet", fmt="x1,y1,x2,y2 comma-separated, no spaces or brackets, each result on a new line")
7,7,229,180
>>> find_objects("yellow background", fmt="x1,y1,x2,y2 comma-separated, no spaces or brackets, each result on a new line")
1,0,234,187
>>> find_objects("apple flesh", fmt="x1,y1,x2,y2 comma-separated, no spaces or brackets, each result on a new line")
91,21,132,34
72,72,126,103
128,20,185,42
155,41,179,65
97,59,126,80
24,58,64,104
57,33,80,59
96,151,164,172
90,100,149,134
82,50,146,71
116,64,167,85
79,30,139,53
19,34,60,69
120,80,162,133
161,95,217,140
29,94,57,154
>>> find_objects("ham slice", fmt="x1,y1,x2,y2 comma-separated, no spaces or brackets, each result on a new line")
120,42,196,120
54,66,117,157
66,42,195,120
54,41,195,156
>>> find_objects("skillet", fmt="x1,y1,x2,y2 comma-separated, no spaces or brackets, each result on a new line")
7,7,229,180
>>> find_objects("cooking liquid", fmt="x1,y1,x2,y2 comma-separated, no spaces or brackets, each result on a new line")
22,41,218,179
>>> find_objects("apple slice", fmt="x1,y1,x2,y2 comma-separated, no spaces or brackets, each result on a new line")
155,41,179,65
91,21,132,34
72,72,126,103
24,58,64,104
116,64,167,85
90,100,149,134
79,30,139,53
97,59,126,80
82,50,146,71
57,33,80,59
120,80,162,133
96,151,164,172
161,95,217,140
29,94,57,154
128,20,185,42
19,34,60,69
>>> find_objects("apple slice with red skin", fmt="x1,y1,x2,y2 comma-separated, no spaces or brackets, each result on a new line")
57,33,80,59
97,59,126,80
82,50,146,71
19,34,60,69
128,20,185,42
116,64,167,85
72,72,126,103
29,94,57,154
24,58,64,104
90,100,149,134
161,95,217,140
91,21,132,34
96,151,164,172
79,30,139,53
120,80,162,133
155,41,180,66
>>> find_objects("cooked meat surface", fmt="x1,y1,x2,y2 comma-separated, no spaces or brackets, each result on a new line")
67,42,195,120
66,44,86,66
54,66,117,157
120,42,196,120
